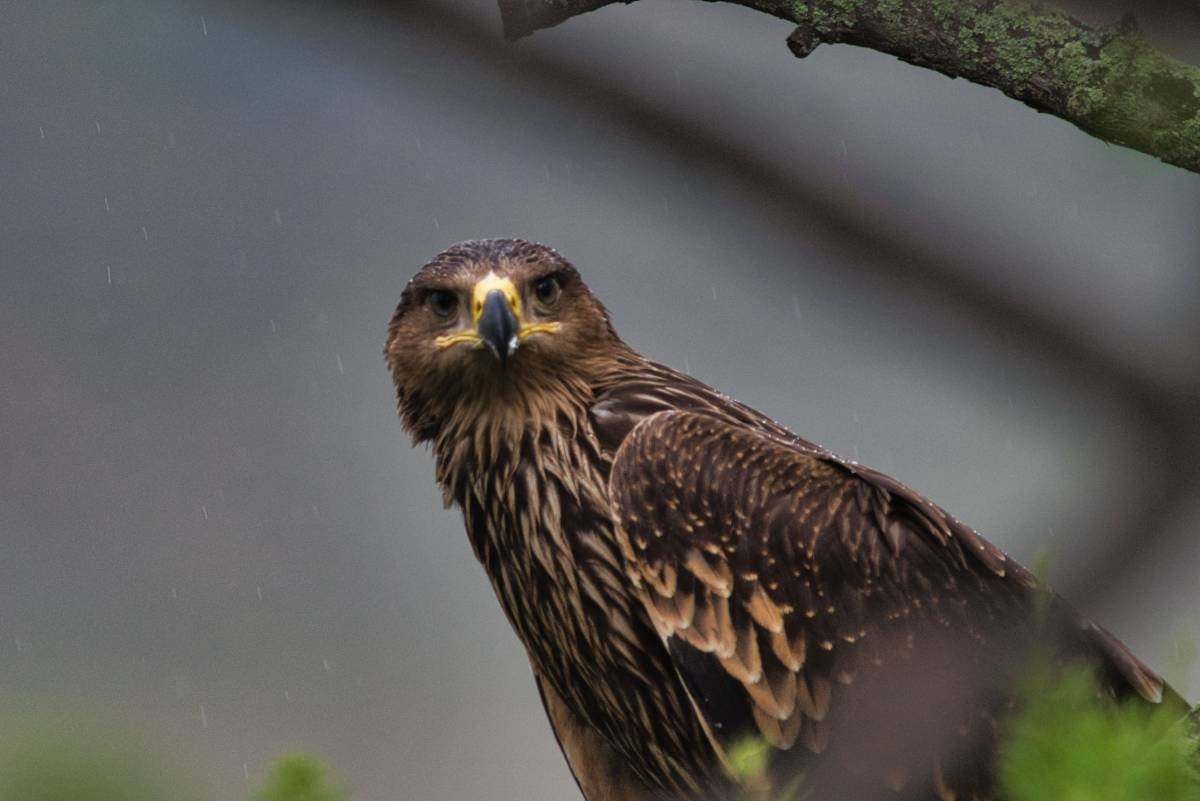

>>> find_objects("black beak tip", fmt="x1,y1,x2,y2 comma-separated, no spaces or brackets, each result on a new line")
478,290,519,366
484,334,517,366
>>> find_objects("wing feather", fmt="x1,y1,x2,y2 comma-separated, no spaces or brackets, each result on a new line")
608,410,1175,799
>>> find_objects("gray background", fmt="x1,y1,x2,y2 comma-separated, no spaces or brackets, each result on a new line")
1,1,1198,799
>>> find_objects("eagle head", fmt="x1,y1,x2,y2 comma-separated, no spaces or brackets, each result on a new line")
385,239,620,442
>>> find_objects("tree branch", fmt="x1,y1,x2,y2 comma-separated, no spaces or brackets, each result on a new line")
497,0,1200,174
1188,704,1200,770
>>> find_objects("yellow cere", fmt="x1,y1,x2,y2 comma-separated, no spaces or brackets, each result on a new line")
471,273,522,323
435,272,562,349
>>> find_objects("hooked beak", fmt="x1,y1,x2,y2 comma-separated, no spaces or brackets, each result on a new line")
477,289,519,365
433,273,561,362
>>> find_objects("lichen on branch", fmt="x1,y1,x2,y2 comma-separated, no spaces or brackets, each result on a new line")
497,0,1200,174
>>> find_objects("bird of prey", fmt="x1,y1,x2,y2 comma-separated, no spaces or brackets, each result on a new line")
384,239,1181,801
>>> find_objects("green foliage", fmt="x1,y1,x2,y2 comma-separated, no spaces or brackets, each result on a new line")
727,734,805,801
0,728,197,801
999,664,1200,801
725,661,1200,801
728,735,771,785
252,754,346,801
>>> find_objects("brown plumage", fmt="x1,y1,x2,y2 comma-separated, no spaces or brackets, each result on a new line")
384,239,1181,801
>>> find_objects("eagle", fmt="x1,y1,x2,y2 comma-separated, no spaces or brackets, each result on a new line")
384,239,1181,801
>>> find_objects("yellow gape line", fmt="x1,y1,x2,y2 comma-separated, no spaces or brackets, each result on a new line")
436,273,561,349
518,322,561,340
434,330,482,348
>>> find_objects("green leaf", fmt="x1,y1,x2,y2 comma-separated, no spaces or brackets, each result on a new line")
252,754,346,801
999,663,1200,801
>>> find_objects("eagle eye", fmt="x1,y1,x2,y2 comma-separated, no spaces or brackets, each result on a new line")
427,289,458,318
532,275,561,307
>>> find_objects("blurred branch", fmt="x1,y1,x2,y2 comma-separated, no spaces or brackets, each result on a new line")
497,0,1200,174
1188,705,1200,771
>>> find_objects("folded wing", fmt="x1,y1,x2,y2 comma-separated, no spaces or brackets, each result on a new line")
608,410,1171,799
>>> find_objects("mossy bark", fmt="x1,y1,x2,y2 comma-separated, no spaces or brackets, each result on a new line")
498,0,1200,174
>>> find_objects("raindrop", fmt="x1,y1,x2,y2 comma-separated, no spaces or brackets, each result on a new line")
95,120,101,135
201,504,209,520
38,126,45,140
710,286,717,301
432,216,440,230
335,353,344,374
199,704,208,728
284,690,292,702
323,659,332,673
256,585,263,601
104,195,110,212
269,319,277,333
171,586,178,600
201,15,208,36
244,763,250,781
106,265,112,284
273,209,282,226
141,226,148,241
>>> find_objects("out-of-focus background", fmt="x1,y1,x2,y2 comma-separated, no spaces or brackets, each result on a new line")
1,1,1198,798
